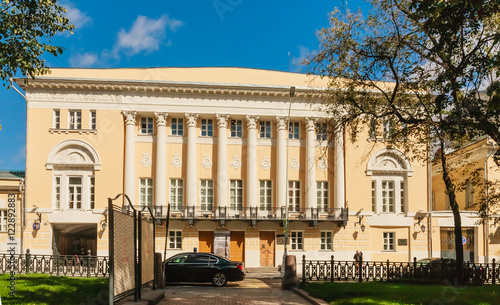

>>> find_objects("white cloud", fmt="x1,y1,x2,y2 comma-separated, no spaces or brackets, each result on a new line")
61,2,92,36
113,15,184,56
69,52,98,67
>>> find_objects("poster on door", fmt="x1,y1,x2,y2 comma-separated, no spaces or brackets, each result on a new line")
214,231,230,258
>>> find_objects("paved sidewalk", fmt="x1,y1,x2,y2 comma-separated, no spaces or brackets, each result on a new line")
158,278,311,305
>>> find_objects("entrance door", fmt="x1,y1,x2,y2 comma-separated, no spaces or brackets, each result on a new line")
260,231,275,267
199,231,214,253
230,231,245,263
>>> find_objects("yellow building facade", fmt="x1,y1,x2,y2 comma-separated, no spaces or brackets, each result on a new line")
14,67,434,267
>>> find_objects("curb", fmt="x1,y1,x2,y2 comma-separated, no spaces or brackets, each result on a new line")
291,288,330,305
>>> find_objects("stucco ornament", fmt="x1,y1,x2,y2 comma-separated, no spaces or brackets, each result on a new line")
318,157,328,172
201,155,213,169
170,154,182,168
230,155,242,169
140,153,152,167
289,156,300,171
260,156,271,170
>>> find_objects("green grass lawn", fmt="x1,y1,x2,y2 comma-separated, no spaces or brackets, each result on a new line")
0,274,108,305
303,281,499,305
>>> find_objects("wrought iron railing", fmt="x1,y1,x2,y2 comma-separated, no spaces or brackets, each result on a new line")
301,255,499,284
0,251,109,277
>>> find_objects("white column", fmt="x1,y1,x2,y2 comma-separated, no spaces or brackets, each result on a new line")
304,117,317,216
185,113,199,206
246,115,259,212
122,111,137,204
275,116,288,210
216,114,229,210
334,126,345,209
154,112,168,208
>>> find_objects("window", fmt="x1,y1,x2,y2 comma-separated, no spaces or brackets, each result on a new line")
445,193,451,210
383,119,394,139
201,119,213,136
169,231,182,249
141,117,153,135
0,210,7,232
53,109,60,129
382,181,395,212
200,180,214,211
321,231,332,250
259,180,272,211
369,118,377,139
316,123,327,140
68,110,81,129
288,122,299,139
230,180,243,211
54,176,61,209
90,110,96,129
171,118,184,136
68,177,82,209
432,191,435,211
90,177,95,209
288,181,301,212
170,179,184,211
291,231,303,250
383,232,395,251
465,184,474,208
317,181,329,212
230,120,242,138
400,181,405,213
139,178,153,209
260,121,271,138
371,181,376,212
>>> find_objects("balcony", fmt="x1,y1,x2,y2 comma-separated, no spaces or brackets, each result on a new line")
152,205,348,227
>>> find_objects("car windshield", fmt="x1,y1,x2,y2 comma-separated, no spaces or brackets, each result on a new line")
416,259,434,265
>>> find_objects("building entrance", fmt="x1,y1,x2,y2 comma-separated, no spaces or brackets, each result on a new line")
260,231,275,267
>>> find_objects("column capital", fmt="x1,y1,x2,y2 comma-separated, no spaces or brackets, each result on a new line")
303,117,317,132
154,112,168,127
245,115,259,129
275,116,289,130
185,113,199,127
216,114,229,128
122,110,137,125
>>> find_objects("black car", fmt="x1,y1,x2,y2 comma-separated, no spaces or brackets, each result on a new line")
164,252,245,286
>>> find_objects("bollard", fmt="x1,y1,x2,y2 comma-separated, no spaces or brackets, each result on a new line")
282,255,297,289
302,255,306,284
154,253,164,289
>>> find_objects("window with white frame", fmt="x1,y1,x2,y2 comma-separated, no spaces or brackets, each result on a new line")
0,210,7,232
230,180,243,211
90,110,96,129
201,119,213,137
383,232,395,251
259,180,272,211
68,177,82,209
90,177,95,209
291,231,303,250
316,123,327,140
383,119,394,139
169,231,182,249
465,183,474,208
400,181,405,213
170,179,184,211
288,181,301,212
317,181,329,212
445,193,451,210
381,181,395,212
321,231,332,250
230,120,242,137
288,122,299,139
53,109,60,129
369,118,377,139
259,121,271,138
200,180,214,211
141,117,154,135
139,178,153,209
171,118,184,136
54,176,61,209
372,181,376,212
68,110,81,129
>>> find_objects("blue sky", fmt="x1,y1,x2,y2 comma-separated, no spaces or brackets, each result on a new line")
0,0,367,171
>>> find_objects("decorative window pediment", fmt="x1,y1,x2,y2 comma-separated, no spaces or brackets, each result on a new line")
46,140,101,170
366,148,412,177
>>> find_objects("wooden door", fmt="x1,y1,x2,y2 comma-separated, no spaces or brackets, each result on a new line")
199,231,214,253
230,231,245,263
260,231,275,267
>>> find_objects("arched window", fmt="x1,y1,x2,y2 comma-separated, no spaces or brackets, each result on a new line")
46,140,100,210
367,149,412,214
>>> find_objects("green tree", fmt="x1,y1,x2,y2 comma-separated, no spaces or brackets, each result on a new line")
0,0,74,86
310,0,500,281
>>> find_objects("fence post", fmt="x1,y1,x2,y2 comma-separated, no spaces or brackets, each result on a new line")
359,255,363,283
330,255,334,282
25,249,30,274
413,257,417,279
492,258,496,285
87,249,91,277
302,255,306,284
386,259,390,281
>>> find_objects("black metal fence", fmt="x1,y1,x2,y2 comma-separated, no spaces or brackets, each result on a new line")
0,250,108,277
302,255,499,284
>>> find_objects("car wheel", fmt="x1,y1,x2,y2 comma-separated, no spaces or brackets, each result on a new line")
212,272,227,287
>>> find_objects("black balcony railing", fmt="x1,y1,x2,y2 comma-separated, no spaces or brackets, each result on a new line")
152,205,348,223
